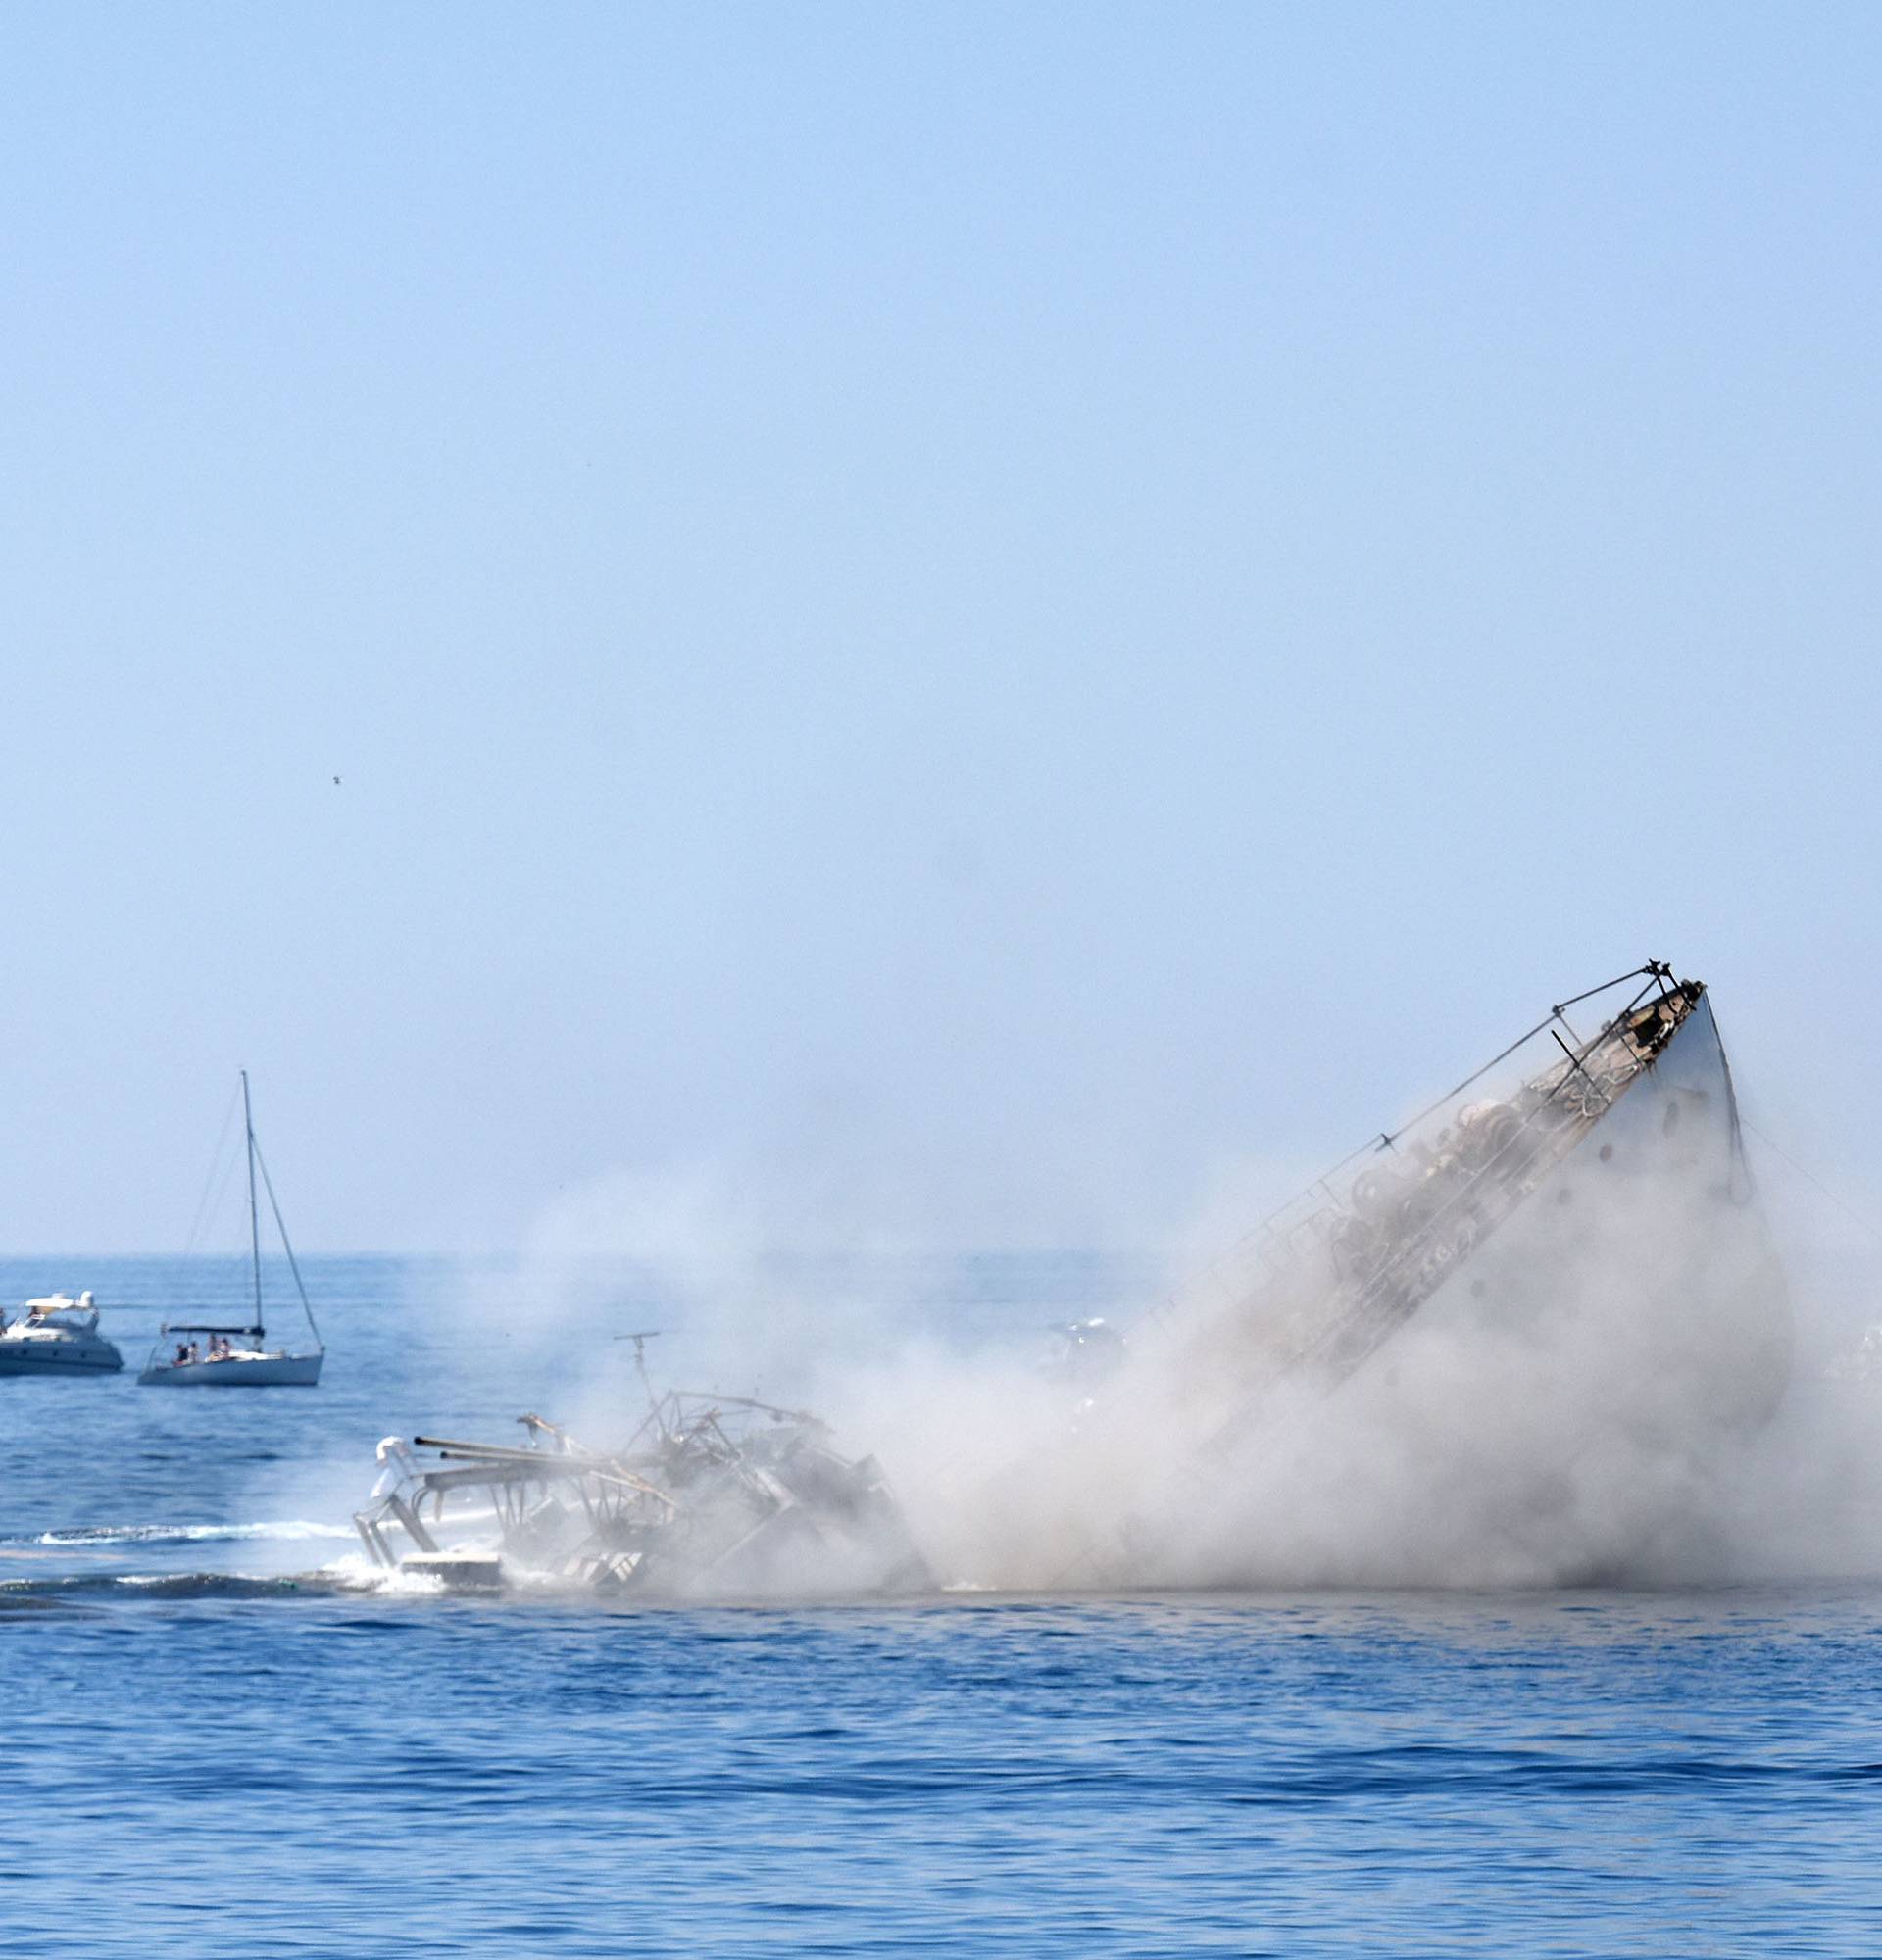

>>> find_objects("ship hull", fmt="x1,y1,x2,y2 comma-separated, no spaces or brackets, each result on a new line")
1131,980,1791,1587
139,1351,323,1387
1405,992,1792,1440
0,1337,124,1376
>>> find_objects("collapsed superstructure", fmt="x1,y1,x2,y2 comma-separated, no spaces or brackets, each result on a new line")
355,1374,930,1598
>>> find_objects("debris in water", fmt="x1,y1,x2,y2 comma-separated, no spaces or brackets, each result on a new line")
354,1378,931,1598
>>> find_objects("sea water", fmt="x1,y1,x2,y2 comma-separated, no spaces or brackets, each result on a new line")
1,1254,1878,1956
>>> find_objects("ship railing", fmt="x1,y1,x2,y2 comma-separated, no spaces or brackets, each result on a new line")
1150,962,1679,1336
1191,1054,1635,1461
1279,980,1688,1383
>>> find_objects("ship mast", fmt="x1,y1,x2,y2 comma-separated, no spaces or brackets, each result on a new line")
242,1069,264,1338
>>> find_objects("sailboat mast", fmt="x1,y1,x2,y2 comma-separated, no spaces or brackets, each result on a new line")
241,1070,264,1334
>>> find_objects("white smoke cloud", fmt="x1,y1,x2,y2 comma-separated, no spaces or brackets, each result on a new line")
362,990,1882,1599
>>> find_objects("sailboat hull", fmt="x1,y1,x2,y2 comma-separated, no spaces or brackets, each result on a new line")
139,1351,323,1387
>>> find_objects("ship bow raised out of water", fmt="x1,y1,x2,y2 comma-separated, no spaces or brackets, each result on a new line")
1178,963,1792,1445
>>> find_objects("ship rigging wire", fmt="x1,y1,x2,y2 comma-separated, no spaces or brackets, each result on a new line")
1740,1116,1882,1246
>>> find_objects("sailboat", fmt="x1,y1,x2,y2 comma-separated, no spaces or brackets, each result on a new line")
138,1072,325,1388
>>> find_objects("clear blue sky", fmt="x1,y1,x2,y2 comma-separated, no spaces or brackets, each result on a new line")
4,4,1878,1252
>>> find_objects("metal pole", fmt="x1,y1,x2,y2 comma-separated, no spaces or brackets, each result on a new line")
241,1070,264,1336
1550,1027,1610,1108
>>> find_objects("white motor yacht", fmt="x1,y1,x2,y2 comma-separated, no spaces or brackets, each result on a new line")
0,1292,124,1375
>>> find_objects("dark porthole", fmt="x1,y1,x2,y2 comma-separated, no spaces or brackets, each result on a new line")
1599,1144,1614,1162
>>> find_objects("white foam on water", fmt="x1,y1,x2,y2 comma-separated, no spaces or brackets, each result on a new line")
34,1520,354,1547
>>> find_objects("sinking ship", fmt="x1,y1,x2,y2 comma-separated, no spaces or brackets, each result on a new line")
355,961,1793,1596
969,961,1797,1590
1175,960,1791,1427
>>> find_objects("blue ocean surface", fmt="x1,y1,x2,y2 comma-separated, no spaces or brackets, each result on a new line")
2,1254,1879,1956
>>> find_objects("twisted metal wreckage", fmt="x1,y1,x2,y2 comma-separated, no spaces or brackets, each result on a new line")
355,1353,932,1597
356,963,1792,1593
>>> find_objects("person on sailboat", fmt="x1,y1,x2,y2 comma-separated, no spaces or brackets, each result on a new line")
137,1072,326,1389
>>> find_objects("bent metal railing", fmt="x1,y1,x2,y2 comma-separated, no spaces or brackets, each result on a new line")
1156,962,1700,1419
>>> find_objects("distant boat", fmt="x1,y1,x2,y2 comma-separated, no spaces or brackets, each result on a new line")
0,1292,124,1376
139,1073,325,1388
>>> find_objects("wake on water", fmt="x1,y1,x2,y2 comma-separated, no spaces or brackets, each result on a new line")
0,1519,380,1609
23,1521,356,1548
